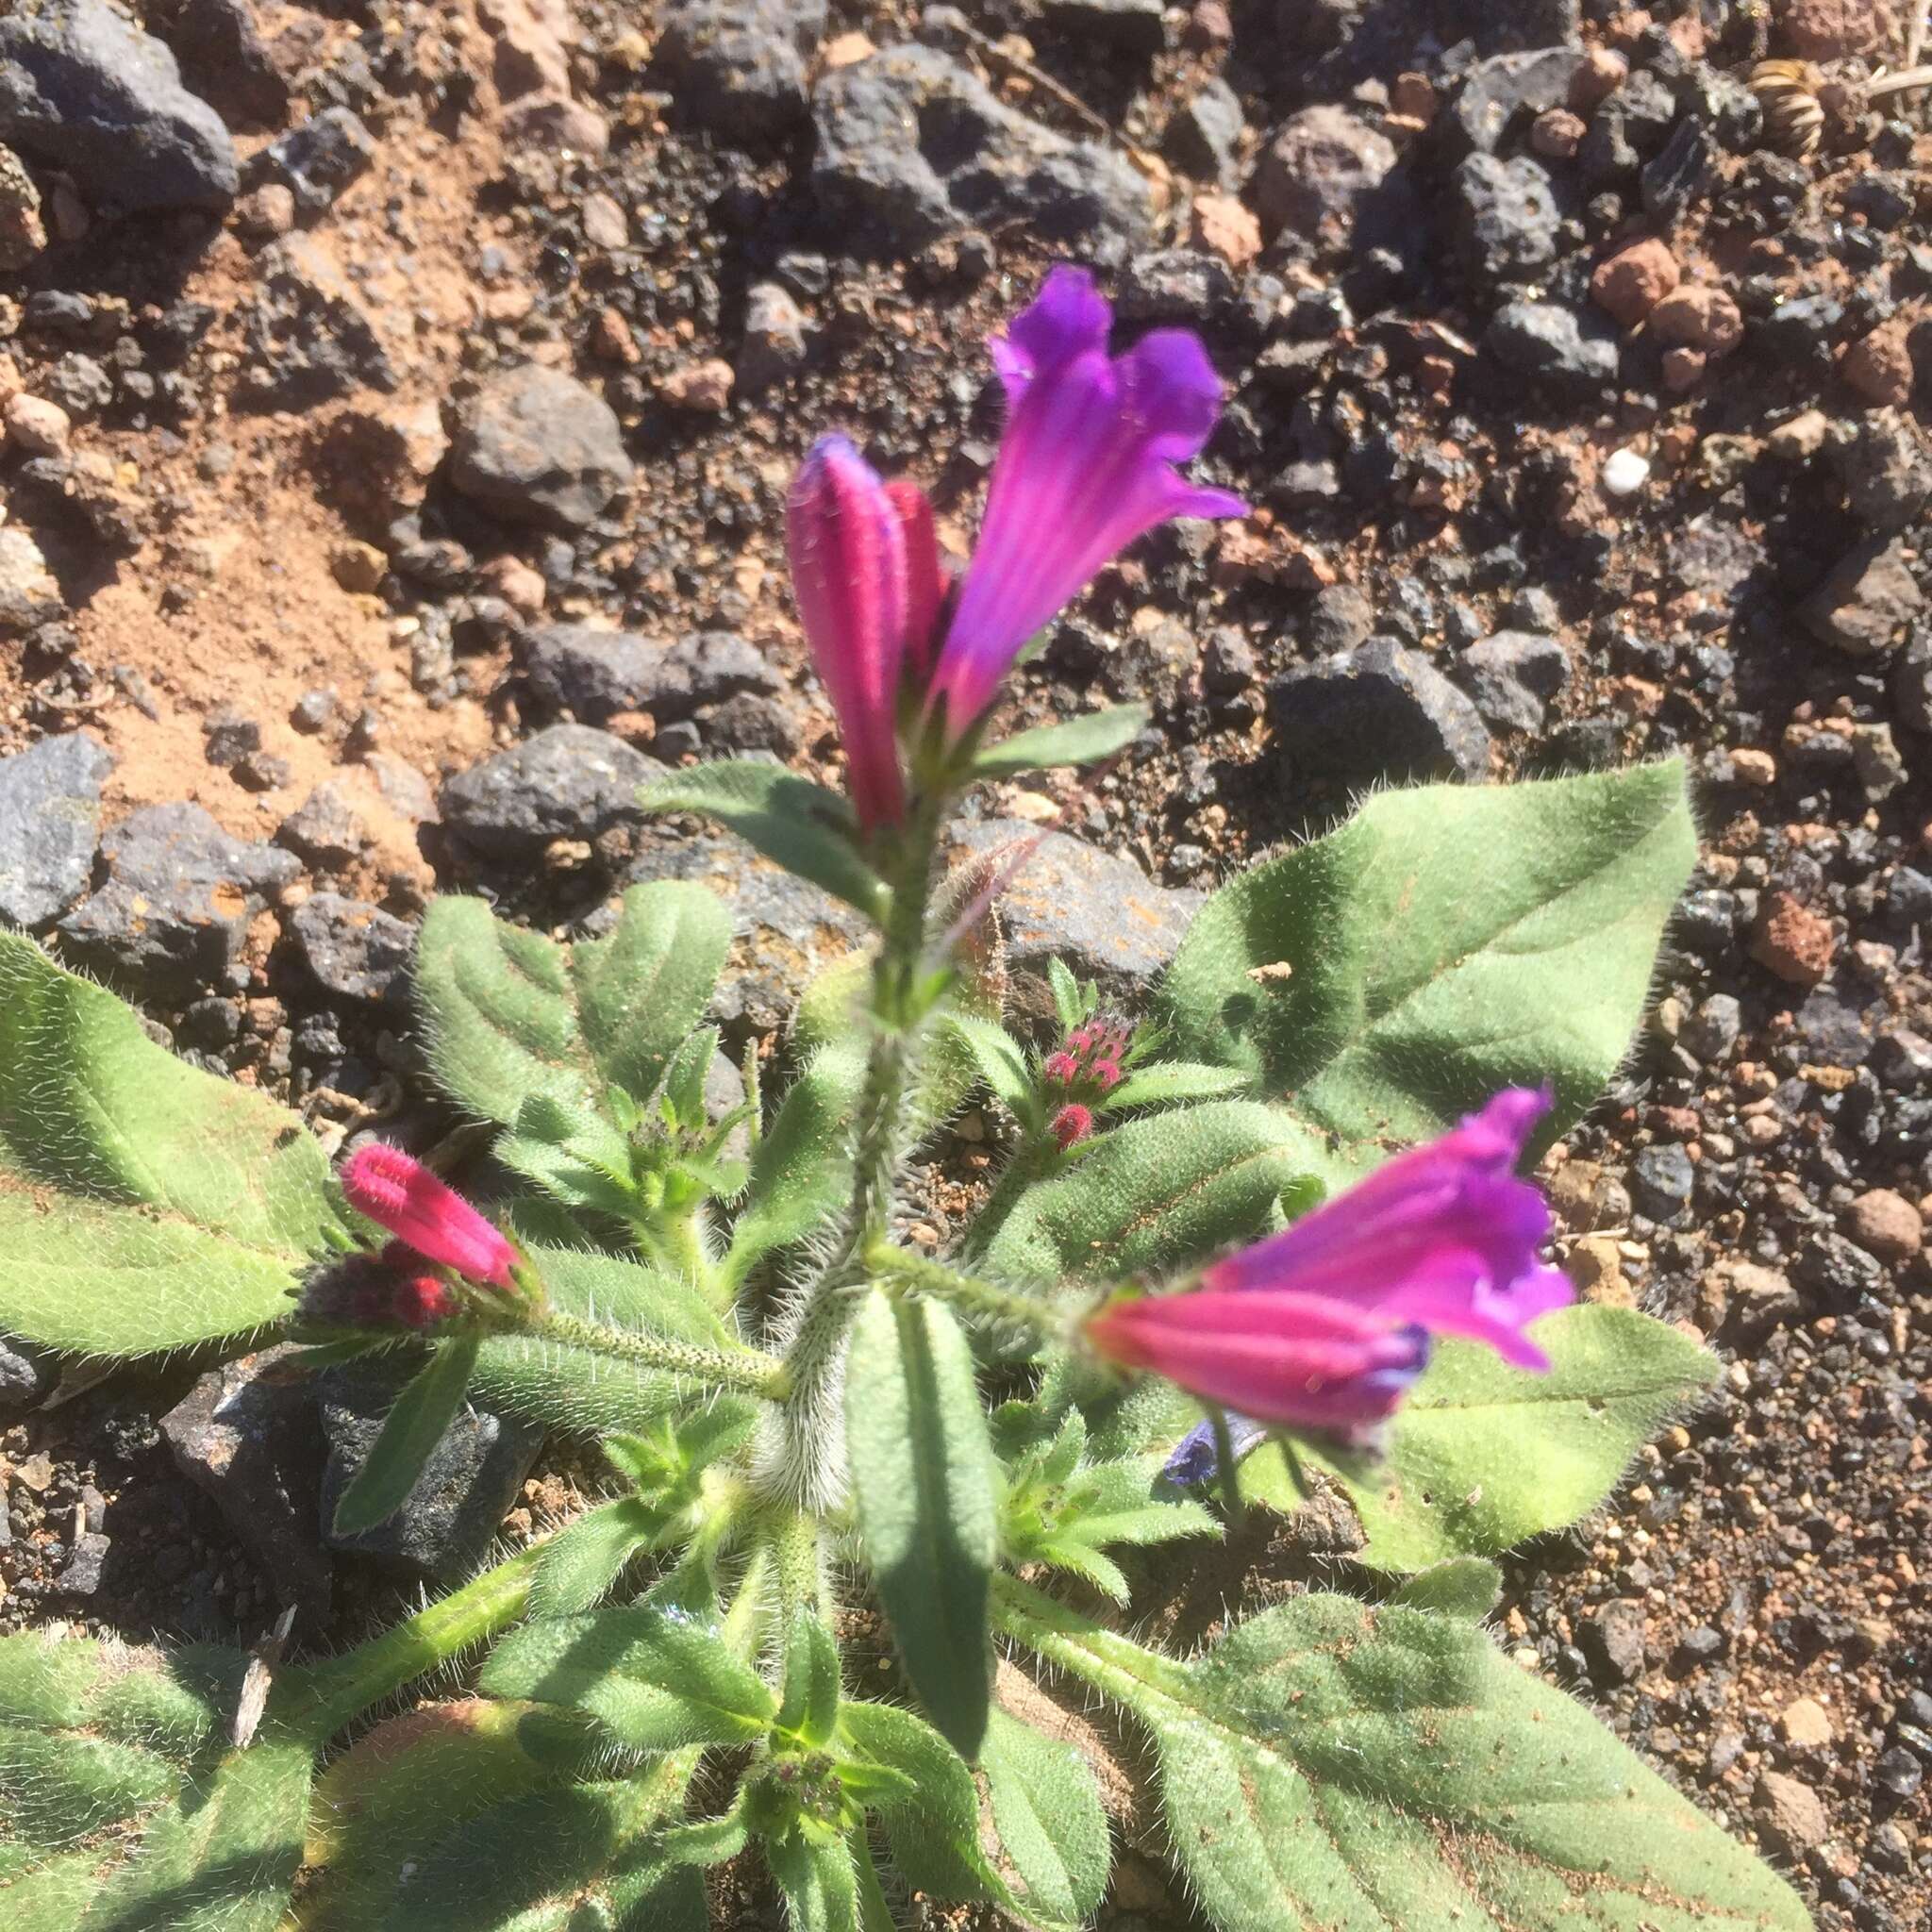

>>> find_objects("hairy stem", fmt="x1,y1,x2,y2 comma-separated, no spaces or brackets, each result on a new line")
862,1240,1068,1340
989,1571,1190,1708
531,1308,790,1401
275,1541,544,1746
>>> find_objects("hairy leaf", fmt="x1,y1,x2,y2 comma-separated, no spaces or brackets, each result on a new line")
845,1292,997,1759
1162,761,1697,1149
0,933,341,1357
944,1012,1040,1126
1104,1060,1251,1111
1390,1559,1503,1621
1000,1580,1809,1932
332,1337,481,1537
980,1707,1110,1925
775,1608,842,1749
970,705,1150,779
1246,1307,1719,1572
763,1826,860,1932
640,760,889,921
529,1498,663,1619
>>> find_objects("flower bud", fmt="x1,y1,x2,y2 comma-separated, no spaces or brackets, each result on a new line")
341,1142,517,1290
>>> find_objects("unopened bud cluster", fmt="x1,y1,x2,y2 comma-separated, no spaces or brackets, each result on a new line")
1042,1011,1130,1149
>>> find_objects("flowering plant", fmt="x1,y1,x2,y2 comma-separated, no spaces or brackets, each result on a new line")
0,273,1808,1932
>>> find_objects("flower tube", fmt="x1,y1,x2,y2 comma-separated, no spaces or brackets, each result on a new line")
926,265,1246,740
341,1142,517,1291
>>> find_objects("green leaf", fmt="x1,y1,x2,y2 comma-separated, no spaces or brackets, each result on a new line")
332,1337,481,1536
834,1701,987,1906
1390,1559,1503,1621
1247,1307,1719,1572
529,1498,662,1619
1002,1580,1810,1932
1162,761,1698,1149
0,933,341,1357
572,882,731,1103
723,1042,865,1290
1105,1060,1251,1111
764,1825,860,1932
480,1604,776,1751
980,1707,1111,1924
639,760,889,921
981,1100,1330,1288
970,704,1150,779
844,1291,997,1759
775,1608,842,1749
943,1012,1039,1124
1045,958,1089,1033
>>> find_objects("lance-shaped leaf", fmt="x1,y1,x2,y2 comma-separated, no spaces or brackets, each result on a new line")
0,933,341,1357
528,1497,663,1620
944,1012,1041,1127
1245,1306,1719,1573
980,1707,1111,1925
970,704,1150,778
1104,1060,1251,1111
1161,761,1697,1149
331,1337,481,1537
764,1826,861,1932
775,1608,842,1749
640,760,890,921
997,1578,1810,1932
844,1291,998,1759
980,1100,1332,1289
479,1603,776,1751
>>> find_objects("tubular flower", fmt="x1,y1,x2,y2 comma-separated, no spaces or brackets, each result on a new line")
341,1142,517,1291
926,265,1247,740
1083,1089,1575,1474
787,436,944,832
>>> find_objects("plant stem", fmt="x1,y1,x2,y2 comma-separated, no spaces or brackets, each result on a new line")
862,1240,1067,1340
275,1541,544,1747
531,1308,790,1400
989,1571,1189,1708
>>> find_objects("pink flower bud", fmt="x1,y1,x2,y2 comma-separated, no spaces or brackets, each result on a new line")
341,1143,516,1290
885,475,947,681
1050,1102,1095,1151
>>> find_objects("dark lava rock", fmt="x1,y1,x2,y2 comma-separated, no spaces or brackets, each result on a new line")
319,1361,543,1584
1043,0,1165,55
1251,104,1396,246
1163,75,1242,184
1458,630,1571,732
1629,1142,1694,1224
58,802,299,1000
1800,537,1923,658
1472,0,1581,54
0,729,112,928
524,625,778,724
1453,47,1580,154
247,105,375,220
1682,993,1742,1062
146,0,289,128
58,1530,111,1598
0,0,237,212
275,783,366,869
1584,1597,1646,1684
441,724,663,862
1484,300,1619,395
1115,248,1234,328
0,1338,57,1418
945,819,1199,997
160,1346,333,1629
1452,152,1561,289
1269,637,1493,785
239,233,396,408
449,364,634,533
812,43,1153,258
290,892,412,1007
654,0,826,140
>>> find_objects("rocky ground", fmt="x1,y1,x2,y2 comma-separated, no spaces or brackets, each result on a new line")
0,0,1928,1925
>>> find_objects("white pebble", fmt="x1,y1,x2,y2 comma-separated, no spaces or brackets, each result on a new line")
1600,447,1650,498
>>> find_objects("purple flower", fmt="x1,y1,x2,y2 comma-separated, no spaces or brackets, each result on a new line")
787,437,944,832
1101,1089,1575,1483
925,266,1246,741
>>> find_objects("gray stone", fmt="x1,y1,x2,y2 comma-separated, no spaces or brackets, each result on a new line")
1115,248,1234,329
239,232,396,408
248,105,375,220
1682,993,1741,1062
450,364,633,532
1459,630,1571,732
1453,48,1580,154
737,280,810,390
1269,638,1492,785
441,724,663,862
276,783,366,869
1629,1142,1694,1224
1471,0,1581,53
291,892,413,1007
945,820,1199,999
1641,117,1711,224
1484,300,1618,395
1584,1598,1646,1685
1833,412,1932,536
1452,152,1560,289
58,1530,111,1598
58,802,299,999
1163,75,1243,184
812,43,1154,257
0,1338,57,1417
160,1346,333,1629
1251,105,1396,245
0,525,63,632
144,0,289,128
524,625,778,724
319,1360,543,1584
0,730,112,928
1895,637,1932,737
655,0,826,141
0,0,237,213
1801,537,1922,657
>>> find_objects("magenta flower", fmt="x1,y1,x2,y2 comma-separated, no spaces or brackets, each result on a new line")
1082,1089,1574,1477
341,1143,517,1291
925,265,1246,741
787,436,944,833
